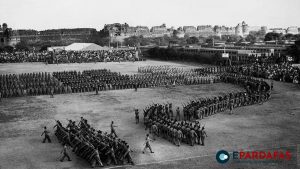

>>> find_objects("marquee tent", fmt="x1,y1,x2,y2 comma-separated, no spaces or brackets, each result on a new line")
64,43,109,51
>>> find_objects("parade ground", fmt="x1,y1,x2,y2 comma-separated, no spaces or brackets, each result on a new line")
0,60,300,169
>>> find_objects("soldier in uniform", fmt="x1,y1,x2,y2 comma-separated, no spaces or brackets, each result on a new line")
135,109,139,124
189,128,197,146
176,128,183,146
169,108,173,120
41,126,51,143
142,134,154,153
175,107,180,121
229,99,233,115
50,87,54,98
91,148,104,167
105,145,117,165
110,121,118,138
60,144,72,162
200,127,208,146
151,123,158,140
271,80,273,90
95,85,99,95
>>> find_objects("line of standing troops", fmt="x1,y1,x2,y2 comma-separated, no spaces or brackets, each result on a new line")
54,118,134,168
183,73,271,121
0,72,67,98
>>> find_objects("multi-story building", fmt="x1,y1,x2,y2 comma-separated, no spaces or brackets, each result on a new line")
220,26,235,36
183,26,198,37
135,26,150,36
269,28,287,34
150,24,171,37
197,25,215,37
286,26,299,34
16,28,97,44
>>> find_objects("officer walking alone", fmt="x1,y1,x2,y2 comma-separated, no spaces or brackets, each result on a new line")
135,109,139,124
110,121,118,137
41,126,51,143
142,134,154,153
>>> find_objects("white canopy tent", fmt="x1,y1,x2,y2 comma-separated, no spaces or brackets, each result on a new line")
64,43,109,51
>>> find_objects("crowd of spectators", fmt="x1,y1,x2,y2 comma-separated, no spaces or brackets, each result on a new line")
51,50,142,63
228,63,300,84
0,49,144,63
0,51,50,63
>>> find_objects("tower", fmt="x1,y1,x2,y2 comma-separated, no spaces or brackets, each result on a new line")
242,21,249,36
235,23,243,37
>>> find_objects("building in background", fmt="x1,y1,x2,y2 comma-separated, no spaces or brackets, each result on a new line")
150,24,171,37
197,25,215,37
286,26,299,34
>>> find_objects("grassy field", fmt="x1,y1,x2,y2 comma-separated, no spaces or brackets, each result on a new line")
0,61,300,169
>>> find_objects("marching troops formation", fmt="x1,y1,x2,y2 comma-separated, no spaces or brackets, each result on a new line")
1,67,220,98
143,103,208,146
138,65,221,86
54,117,134,167
0,65,271,101
0,72,65,98
183,73,271,121
141,72,271,147
138,65,229,74
51,68,221,94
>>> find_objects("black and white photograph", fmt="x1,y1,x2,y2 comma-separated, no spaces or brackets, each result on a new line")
0,0,300,168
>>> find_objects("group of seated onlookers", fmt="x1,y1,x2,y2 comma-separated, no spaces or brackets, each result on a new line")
0,49,144,63
227,63,300,84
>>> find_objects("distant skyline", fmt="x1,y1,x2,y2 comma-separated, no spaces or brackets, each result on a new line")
1,0,300,31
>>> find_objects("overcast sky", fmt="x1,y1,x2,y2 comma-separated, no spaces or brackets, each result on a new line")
0,0,299,30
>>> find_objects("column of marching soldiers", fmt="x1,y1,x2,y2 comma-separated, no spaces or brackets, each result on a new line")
142,72,271,147
0,65,221,98
54,117,134,168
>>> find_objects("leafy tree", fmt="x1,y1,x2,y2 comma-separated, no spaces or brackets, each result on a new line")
3,46,14,53
186,36,199,44
205,38,214,44
39,45,51,52
124,36,141,46
94,37,110,47
223,35,242,43
283,34,294,41
264,32,282,41
15,41,29,51
245,34,256,43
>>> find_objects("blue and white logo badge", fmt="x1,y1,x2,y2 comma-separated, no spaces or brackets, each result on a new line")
216,150,230,164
